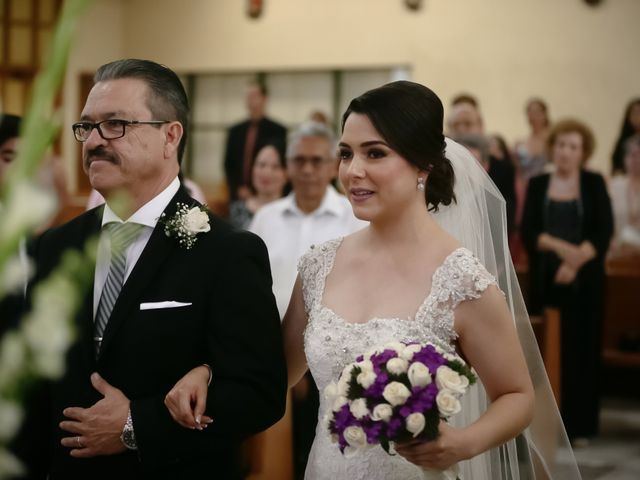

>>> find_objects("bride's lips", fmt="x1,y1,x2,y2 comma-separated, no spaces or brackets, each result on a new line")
349,188,374,202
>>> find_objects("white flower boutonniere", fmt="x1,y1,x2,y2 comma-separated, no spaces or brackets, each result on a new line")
159,203,210,250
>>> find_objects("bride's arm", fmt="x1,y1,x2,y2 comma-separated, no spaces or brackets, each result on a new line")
397,286,534,470
282,275,309,388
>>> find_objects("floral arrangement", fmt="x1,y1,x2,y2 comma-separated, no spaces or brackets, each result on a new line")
0,0,93,477
158,203,210,250
324,341,476,477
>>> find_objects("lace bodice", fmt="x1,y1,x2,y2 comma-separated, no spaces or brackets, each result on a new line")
298,237,497,480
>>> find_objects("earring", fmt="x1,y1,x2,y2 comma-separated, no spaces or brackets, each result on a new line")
417,177,425,192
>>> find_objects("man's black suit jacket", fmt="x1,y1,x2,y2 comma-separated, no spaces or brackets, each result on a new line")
15,187,287,479
223,117,287,200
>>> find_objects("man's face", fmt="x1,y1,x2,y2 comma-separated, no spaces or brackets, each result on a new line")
0,137,17,182
448,103,483,136
246,85,266,120
287,136,336,205
80,78,177,201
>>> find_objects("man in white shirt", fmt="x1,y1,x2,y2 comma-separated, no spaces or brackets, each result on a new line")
249,121,365,479
250,121,366,318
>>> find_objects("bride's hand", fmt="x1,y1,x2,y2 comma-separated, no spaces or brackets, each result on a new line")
395,423,470,471
164,365,213,430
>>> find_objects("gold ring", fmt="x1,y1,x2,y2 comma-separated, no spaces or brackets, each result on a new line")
76,436,82,448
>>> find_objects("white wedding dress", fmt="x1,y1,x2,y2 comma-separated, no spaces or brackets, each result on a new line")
299,237,497,480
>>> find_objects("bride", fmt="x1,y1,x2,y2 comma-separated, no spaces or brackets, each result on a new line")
164,81,581,479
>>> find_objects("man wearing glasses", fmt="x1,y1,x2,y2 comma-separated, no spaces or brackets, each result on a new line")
16,59,286,479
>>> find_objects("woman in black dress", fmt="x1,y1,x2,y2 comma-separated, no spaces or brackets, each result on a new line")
522,118,613,443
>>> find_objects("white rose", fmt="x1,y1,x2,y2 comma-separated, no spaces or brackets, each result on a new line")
400,343,423,361
356,369,377,389
337,374,351,397
436,390,462,416
382,381,412,406
343,425,368,449
384,341,406,355
407,361,432,388
349,398,370,419
184,207,210,234
356,359,374,372
323,383,339,402
435,366,469,395
363,346,384,360
444,352,466,365
332,395,349,412
371,403,393,423
386,357,409,375
406,412,426,437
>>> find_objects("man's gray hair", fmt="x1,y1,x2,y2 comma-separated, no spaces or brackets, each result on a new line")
286,121,336,160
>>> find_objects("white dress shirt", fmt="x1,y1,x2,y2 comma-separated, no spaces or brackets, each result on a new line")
93,177,180,317
249,185,367,318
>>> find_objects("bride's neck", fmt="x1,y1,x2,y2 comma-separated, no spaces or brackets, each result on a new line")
368,203,436,249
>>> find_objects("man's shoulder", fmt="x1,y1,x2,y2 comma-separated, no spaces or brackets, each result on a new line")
261,117,287,133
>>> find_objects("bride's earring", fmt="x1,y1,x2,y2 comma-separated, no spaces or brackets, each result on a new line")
417,177,426,192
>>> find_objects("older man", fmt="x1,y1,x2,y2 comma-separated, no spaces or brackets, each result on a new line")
15,59,286,479
249,121,365,479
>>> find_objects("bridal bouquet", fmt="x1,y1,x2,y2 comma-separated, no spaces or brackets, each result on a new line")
324,341,476,478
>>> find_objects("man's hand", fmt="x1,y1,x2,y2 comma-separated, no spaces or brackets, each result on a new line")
59,373,130,458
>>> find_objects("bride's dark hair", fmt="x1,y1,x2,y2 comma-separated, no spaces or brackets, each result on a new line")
341,81,455,212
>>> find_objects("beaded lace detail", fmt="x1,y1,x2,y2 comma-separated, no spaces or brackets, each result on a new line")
298,237,497,480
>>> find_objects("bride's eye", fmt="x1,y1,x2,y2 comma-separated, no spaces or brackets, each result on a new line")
367,148,386,159
338,149,353,161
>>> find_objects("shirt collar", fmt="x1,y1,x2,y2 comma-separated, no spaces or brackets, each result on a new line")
101,177,181,228
282,185,345,217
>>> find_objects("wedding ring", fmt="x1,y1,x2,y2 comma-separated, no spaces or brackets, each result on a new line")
76,436,83,448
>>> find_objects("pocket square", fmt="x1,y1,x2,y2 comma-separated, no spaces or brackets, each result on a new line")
139,301,192,310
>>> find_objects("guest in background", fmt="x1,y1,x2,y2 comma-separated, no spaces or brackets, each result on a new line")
249,121,366,480
228,139,288,229
521,118,613,444
447,96,517,235
224,81,287,201
611,98,640,175
0,113,20,183
514,97,551,181
609,134,640,258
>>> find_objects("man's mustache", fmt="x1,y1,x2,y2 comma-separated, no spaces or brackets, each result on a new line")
85,147,118,167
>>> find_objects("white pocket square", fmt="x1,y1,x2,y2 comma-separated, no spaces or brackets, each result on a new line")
139,301,192,310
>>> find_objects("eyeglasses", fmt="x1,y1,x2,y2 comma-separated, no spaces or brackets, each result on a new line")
289,155,333,169
72,119,169,142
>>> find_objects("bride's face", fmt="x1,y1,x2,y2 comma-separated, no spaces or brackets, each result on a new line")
338,113,422,222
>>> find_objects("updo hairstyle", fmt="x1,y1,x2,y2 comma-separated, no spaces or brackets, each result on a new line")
341,81,455,211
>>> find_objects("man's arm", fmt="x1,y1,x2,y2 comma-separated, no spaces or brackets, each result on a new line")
130,230,287,467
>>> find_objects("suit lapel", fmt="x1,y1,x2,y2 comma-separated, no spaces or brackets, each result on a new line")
97,188,195,360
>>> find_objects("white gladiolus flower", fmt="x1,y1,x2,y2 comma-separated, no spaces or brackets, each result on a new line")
400,343,423,361
407,361,432,388
386,357,409,375
406,412,426,437
0,334,27,390
436,366,469,395
436,390,462,416
382,381,412,406
371,403,393,422
0,398,23,442
0,254,31,296
343,426,368,449
1,181,56,241
349,398,370,419
0,448,25,477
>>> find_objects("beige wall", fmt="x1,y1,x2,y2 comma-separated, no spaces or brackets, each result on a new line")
64,0,640,189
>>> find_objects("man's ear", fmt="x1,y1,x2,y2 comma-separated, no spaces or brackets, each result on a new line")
164,121,183,159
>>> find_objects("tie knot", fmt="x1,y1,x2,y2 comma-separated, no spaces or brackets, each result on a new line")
106,222,144,251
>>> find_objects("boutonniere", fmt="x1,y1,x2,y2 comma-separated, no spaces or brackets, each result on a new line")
159,203,210,250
